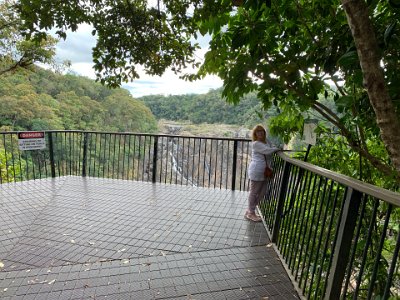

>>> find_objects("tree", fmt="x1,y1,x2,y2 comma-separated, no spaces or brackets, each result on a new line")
0,0,57,76
16,0,400,182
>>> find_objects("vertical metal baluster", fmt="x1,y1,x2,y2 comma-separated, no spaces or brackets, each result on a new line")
16,135,23,181
287,169,311,269
231,140,238,190
72,132,76,175
340,194,367,300
196,138,202,186
135,135,140,181
353,199,380,299
295,174,318,282
122,134,127,180
48,132,55,178
159,136,163,183
192,138,196,186
74,132,77,175
0,136,3,181
97,134,102,178
63,132,67,176
169,137,174,184
164,136,168,184
37,149,42,179
132,135,137,181
239,141,244,191
225,140,230,189
68,132,72,175
2,135,8,181
180,137,185,185
383,228,400,299
56,132,61,176
142,135,147,181
152,135,158,183
214,140,218,189
208,140,213,188
308,180,335,299
147,135,151,182
219,140,224,189
202,139,207,187
175,137,179,184
106,133,111,178
127,135,132,180
117,134,121,179
111,134,117,179
279,165,299,255
9,134,17,181
367,204,393,299
324,188,362,300
91,133,96,177
302,177,328,295
314,186,342,299
243,141,250,191
77,132,81,176
82,132,88,177
285,166,306,256
103,134,107,178
186,137,191,186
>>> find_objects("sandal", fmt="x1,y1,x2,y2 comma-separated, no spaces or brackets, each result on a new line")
245,212,262,222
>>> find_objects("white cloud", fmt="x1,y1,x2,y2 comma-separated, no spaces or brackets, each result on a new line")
53,25,223,97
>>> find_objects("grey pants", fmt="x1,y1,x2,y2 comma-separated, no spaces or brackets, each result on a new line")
248,180,268,213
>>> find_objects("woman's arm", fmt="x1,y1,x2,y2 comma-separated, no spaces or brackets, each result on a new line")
253,141,280,155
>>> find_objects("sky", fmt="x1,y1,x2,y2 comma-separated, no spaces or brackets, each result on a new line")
53,24,223,98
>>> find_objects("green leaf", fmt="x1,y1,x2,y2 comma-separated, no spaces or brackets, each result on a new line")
335,95,353,107
384,22,397,46
337,51,358,68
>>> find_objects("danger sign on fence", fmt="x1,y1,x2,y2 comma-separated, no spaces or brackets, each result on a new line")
18,131,46,151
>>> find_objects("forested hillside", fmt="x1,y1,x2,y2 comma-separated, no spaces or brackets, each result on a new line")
139,89,275,126
0,67,157,133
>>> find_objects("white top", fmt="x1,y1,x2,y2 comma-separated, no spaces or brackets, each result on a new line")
248,140,280,181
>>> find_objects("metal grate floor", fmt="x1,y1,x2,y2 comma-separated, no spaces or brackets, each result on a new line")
0,177,299,299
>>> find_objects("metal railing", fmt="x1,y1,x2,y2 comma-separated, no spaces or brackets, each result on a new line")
0,130,251,190
1,130,399,299
260,153,400,300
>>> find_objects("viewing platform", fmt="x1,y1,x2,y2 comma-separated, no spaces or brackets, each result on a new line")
1,131,399,299
0,176,299,299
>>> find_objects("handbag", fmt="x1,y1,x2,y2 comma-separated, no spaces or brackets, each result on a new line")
263,154,273,178
264,165,273,178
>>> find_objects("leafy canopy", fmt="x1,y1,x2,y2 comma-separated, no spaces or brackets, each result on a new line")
15,0,400,184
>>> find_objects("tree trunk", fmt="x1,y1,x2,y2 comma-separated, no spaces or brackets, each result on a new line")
341,0,400,180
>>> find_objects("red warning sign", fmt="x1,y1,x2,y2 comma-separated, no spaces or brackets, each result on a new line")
18,131,46,150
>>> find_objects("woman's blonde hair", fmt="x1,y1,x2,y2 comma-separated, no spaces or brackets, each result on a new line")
252,124,267,142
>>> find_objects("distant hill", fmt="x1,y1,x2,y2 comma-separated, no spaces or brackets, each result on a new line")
0,67,157,133
138,88,274,126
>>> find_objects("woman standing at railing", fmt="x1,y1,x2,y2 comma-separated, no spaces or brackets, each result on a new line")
245,124,281,222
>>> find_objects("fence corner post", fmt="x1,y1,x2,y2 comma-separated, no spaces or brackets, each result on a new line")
48,132,56,178
152,136,158,183
324,188,362,300
271,161,291,243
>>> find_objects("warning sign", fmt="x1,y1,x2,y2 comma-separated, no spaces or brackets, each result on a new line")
18,131,46,150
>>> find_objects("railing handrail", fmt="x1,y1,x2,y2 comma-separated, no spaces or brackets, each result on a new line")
0,130,252,142
278,152,400,206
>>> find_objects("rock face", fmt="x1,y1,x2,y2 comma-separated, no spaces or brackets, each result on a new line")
164,125,182,135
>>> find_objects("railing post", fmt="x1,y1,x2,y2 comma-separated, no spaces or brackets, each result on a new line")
152,136,158,183
271,161,291,243
324,188,362,300
231,140,238,190
82,132,88,177
48,132,56,178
